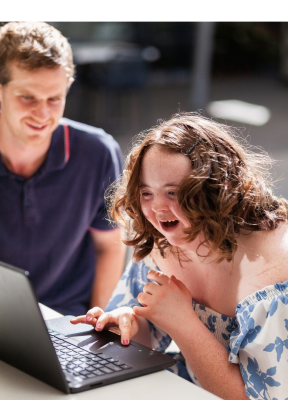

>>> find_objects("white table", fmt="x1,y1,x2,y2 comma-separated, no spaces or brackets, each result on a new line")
0,304,220,400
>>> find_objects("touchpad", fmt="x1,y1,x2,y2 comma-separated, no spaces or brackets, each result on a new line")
45,315,95,336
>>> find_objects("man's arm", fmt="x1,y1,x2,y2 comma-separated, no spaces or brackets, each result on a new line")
89,228,126,310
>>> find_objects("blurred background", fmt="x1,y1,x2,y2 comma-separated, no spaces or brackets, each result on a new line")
49,22,288,198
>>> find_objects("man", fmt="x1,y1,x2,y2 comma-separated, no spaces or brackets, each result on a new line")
0,22,126,315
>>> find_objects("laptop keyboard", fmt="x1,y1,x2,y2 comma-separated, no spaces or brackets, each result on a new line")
48,329,132,381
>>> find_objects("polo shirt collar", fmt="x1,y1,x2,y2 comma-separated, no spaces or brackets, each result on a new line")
0,122,70,177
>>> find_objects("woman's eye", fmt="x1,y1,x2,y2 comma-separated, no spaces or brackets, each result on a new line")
141,192,151,197
22,95,32,100
168,191,176,196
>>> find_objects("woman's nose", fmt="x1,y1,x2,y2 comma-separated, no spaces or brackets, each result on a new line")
151,195,169,212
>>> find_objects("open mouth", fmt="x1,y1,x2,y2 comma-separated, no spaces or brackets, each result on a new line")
160,220,179,228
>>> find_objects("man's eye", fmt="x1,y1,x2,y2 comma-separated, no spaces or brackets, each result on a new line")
22,95,32,100
49,97,59,102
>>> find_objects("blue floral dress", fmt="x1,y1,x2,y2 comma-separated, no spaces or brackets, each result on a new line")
105,257,288,400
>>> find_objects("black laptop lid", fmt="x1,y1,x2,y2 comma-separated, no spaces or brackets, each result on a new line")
0,261,69,393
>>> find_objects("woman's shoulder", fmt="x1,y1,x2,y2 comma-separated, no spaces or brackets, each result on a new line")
239,222,288,260
237,222,288,289
257,222,288,260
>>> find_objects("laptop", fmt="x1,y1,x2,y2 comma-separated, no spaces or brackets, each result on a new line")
0,261,176,394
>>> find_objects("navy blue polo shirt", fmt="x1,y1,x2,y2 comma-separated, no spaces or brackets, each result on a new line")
0,118,123,315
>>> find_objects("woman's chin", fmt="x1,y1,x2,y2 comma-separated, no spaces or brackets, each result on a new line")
164,235,186,248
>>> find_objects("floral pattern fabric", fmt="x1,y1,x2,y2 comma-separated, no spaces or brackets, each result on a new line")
106,258,288,400
229,282,288,400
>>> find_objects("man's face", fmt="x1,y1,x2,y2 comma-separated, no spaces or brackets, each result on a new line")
0,62,70,147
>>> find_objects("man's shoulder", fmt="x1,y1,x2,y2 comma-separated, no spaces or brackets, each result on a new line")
59,117,119,150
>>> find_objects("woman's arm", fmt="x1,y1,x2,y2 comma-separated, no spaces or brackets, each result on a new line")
134,271,248,400
171,310,247,399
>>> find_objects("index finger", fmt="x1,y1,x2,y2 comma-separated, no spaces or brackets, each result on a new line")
70,315,89,325
147,270,169,285
118,313,133,346
70,307,104,326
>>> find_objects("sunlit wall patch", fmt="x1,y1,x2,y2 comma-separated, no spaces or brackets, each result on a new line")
207,100,271,126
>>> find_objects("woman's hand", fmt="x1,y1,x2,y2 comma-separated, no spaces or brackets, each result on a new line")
133,270,194,336
70,306,139,345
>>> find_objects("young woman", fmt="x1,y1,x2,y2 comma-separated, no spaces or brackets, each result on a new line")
71,113,288,400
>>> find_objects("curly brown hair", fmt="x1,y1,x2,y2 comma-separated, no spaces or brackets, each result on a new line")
0,22,75,85
108,112,288,263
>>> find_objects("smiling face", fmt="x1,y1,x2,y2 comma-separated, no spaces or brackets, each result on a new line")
0,62,69,148
140,145,192,248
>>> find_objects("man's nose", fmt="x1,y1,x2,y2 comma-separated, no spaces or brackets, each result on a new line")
32,101,50,121
151,195,169,212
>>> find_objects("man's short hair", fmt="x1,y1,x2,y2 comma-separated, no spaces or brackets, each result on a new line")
0,21,75,85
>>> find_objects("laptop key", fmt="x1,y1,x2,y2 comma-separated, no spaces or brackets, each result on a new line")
66,362,77,368
99,367,113,374
90,363,102,369
86,360,97,365
79,357,90,362
86,373,97,379
73,376,84,382
106,358,117,362
121,364,132,370
106,363,122,372
97,353,111,360
86,366,96,371
93,369,105,376
85,354,101,361
67,351,78,356
98,360,109,365
79,370,90,376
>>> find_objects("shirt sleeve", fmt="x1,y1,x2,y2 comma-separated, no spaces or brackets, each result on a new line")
90,139,123,231
105,258,172,352
229,282,288,400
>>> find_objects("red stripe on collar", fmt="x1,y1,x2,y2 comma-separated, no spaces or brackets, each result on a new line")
63,125,70,163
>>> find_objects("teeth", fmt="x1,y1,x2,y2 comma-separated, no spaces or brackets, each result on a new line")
28,123,45,128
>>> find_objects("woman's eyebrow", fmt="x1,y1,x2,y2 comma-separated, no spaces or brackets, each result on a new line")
139,183,178,188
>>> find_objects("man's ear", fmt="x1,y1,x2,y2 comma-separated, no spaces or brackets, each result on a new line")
66,77,74,94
